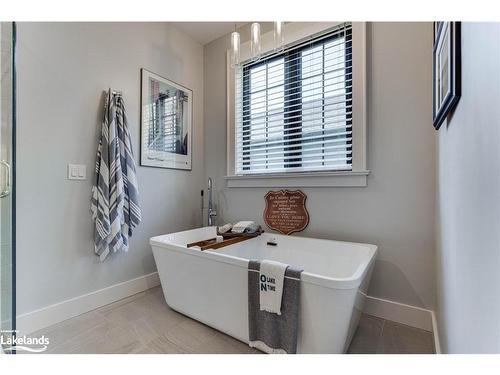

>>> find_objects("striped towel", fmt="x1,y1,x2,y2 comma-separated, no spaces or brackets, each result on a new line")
91,89,141,261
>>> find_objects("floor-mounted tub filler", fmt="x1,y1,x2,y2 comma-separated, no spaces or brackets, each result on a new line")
150,227,377,354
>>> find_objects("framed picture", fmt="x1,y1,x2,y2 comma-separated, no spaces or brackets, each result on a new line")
433,22,461,130
433,22,444,42
140,68,193,170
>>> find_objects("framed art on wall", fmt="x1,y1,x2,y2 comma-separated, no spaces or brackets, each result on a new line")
434,21,443,42
433,21,461,130
140,68,193,170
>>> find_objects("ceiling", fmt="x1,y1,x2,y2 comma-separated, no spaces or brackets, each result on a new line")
172,22,247,45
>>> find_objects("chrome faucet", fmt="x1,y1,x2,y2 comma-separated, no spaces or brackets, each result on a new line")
207,177,217,226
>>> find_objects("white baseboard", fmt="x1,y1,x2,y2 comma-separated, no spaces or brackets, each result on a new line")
363,295,433,332
17,272,160,335
17,273,442,352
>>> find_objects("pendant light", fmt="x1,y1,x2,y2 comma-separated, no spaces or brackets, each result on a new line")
250,22,261,60
230,25,241,68
274,22,285,51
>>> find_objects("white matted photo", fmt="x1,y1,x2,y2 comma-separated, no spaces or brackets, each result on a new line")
140,68,192,170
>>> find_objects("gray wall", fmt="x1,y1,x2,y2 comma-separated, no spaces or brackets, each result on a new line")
1,23,15,332
204,22,436,309
436,23,500,353
16,23,205,315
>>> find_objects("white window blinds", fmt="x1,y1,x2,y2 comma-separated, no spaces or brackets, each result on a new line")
235,23,353,175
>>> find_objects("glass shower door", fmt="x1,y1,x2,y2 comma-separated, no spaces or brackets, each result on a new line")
0,22,15,354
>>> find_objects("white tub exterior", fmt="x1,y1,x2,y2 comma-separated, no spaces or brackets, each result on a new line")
151,227,377,354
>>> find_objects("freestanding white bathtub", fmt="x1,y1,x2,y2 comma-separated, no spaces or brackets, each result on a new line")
150,227,377,354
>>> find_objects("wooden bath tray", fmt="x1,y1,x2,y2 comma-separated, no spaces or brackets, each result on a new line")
187,231,262,251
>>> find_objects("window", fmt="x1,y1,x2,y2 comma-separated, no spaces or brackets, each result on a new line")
235,23,353,175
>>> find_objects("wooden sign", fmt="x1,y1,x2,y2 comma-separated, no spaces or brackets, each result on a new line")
263,190,309,235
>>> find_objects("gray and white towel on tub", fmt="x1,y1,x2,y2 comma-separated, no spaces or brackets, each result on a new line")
248,260,303,354
91,89,141,261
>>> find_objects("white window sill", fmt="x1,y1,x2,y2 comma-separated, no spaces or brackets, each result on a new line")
225,170,370,188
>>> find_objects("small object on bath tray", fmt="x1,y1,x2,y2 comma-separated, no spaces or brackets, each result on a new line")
231,221,255,234
243,223,262,234
218,226,264,239
218,223,233,234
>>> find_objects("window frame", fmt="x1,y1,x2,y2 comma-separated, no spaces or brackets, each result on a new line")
226,22,369,188
241,30,353,173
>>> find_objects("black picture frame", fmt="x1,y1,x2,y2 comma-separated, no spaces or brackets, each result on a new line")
433,22,461,130
433,22,443,42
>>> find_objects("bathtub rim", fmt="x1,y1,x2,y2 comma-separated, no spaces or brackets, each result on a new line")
150,231,377,290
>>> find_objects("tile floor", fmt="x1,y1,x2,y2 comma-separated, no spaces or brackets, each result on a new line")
30,287,435,354
347,313,435,354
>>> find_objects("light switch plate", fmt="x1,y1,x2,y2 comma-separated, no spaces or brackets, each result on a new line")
68,164,87,180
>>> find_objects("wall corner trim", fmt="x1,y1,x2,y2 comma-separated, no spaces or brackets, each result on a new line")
431,311,442,354
17,272,161,335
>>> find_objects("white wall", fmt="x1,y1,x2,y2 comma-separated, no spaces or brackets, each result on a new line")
204,22,436,309
16,23,204,316
436,23,500,353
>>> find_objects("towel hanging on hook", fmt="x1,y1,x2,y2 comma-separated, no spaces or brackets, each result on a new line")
103,89,122,110
91,88,141,261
